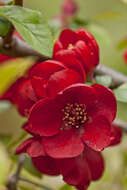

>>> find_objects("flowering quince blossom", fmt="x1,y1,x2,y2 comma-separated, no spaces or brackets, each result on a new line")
16,124,104,190
53,28,99,75
16,122,122,190
24,83,117,159
15,60,84,116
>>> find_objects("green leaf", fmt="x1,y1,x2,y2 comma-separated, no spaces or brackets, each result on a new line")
0,17,10,36
117,39,127,50
114,83,127,103
0,6,53,57
59,184,76,190
95,75,112,87
0,57,35,96
23,156,42,178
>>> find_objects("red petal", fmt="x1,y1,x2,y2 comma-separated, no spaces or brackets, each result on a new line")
29,98,61,136
53,40,63,57
76,29,99,59
47,69,83,97
15,138,34,154
43,129,84,158
30,60,66,79
92,84,117,122
54,49,85,81
85,146,104,180
16,79,37,116
56,154,91,185
27,138,46,157
31,76,48,98
58,83,96,108
0,54,12,63
76,185,89,190
110,125,123,146
32,156,60,176
74,40,97,74
82,116,112,151
59,29,78,48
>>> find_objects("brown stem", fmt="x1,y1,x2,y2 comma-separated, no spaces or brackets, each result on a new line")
6,155,25,190
113,119,127,133
1,36,127,88
94,64,127,89
0,37,48,60
19,177,53,190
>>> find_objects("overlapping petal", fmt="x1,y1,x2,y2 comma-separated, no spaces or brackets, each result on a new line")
43,129,84,158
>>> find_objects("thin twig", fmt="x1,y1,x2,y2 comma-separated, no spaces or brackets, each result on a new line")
0,37,48,60
113,119,127,133
19,177,53,190
1,37,127,88
6,155,25,190
94,64,127,89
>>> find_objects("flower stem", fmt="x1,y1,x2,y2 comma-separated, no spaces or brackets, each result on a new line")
19,177,53,190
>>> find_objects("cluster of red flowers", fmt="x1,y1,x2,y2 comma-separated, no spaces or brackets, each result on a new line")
0,28,122,190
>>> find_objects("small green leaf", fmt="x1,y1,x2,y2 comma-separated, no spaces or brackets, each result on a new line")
0,57,35,96
95,75,112,87
114,83,127,103
23,156,42,178
0,17,10,36
0,6,53,57
59,184,76,190
117,39,127,50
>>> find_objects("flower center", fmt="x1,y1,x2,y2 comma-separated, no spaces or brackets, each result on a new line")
68,43,74,50
62,103,87,129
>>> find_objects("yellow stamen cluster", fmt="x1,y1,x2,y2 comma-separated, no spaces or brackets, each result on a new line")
62,103,87,129
68,43,74,50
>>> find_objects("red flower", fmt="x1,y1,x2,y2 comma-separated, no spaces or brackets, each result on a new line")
30,60,85,98
110,124,122,146
27,83,116,159
61,0,78,17
14,60,84,116
16,131,104,189
124,49,127,65
53,29,99,75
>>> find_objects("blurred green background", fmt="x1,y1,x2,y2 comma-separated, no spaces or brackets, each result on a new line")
0,1,127,190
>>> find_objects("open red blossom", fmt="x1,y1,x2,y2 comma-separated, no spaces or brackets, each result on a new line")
27,83,116,159
53,28,99,75
30,60,85,98
110,124,123,146
14,60,84,116
16,129,104,189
